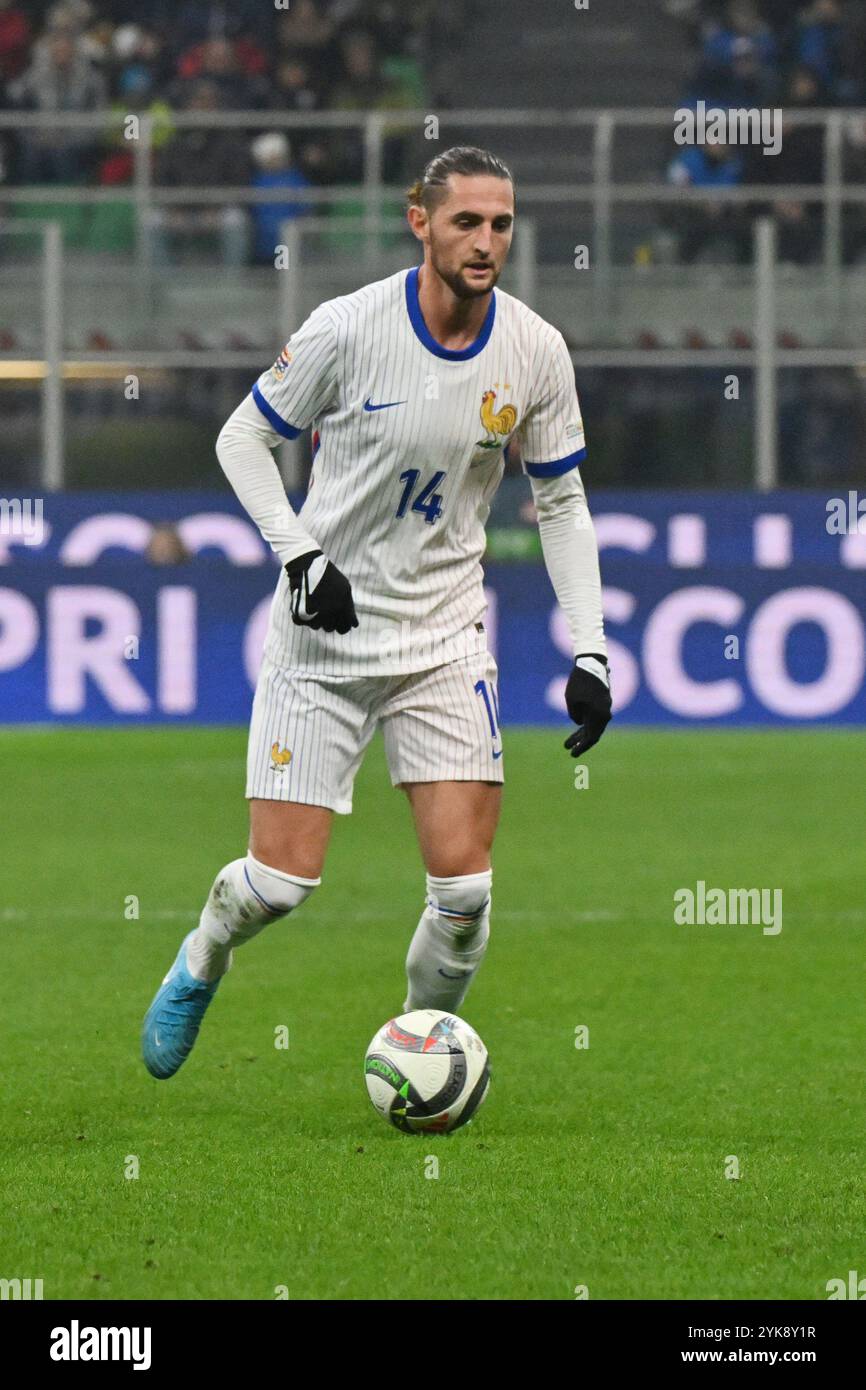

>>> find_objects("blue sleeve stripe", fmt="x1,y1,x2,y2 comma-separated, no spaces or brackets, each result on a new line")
251,382,302,440
524,446,587,479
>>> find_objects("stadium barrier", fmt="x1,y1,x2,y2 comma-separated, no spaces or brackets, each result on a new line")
0,105,860,278
2,491,863,726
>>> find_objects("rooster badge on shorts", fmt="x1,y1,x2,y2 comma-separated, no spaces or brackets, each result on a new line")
270,742,292,771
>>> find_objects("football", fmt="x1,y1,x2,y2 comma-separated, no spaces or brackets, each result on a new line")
364,1009,491,1134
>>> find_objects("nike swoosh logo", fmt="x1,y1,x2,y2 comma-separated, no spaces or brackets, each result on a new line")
438,968,471,980
363,397,407,412
492,749,503,760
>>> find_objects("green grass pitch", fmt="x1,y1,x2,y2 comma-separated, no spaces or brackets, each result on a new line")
0,726,863,1301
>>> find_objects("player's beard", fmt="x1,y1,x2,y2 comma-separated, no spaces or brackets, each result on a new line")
429,239,501,300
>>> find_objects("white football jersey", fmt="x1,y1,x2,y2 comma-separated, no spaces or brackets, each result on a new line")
252,266,587,675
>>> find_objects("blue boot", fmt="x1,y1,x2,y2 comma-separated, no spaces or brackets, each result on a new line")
141,932,222,1079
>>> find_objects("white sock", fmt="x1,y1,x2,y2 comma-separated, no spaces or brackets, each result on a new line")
404,870,492,1013
185,853,320,983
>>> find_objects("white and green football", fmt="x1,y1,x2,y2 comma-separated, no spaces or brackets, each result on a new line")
364,1009,490,1134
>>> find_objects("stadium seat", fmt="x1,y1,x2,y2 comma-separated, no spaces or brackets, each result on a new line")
381,56,426,107
324,197,407,256
13,201,88,250
85,199,136,254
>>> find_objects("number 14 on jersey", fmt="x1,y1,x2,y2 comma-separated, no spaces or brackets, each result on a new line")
395,469,446,525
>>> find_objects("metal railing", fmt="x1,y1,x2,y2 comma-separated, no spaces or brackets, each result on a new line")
1,108,866,492
1,106,863,273
0,218,63,488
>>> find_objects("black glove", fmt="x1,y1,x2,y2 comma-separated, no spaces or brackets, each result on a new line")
285,549,358,635
563,652,612,758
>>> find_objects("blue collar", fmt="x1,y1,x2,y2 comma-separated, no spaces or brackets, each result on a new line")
404,265,497,361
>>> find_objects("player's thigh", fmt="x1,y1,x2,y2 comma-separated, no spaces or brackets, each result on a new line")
248,798,333,879
383,651,504,875
402,780,502,878
247,656,381,872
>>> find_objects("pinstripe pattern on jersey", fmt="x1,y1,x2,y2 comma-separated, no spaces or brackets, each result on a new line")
252,267,585,677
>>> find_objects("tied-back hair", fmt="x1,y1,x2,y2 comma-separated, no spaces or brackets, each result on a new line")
406,145,515,214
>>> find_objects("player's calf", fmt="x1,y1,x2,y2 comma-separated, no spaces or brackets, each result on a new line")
404,870,492,1013
141,855,320,1080
187,853,320,982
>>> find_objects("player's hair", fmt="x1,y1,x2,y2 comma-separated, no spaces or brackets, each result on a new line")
406,146,515,215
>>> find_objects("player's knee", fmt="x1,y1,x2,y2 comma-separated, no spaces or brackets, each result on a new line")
426,870,492,933
248,801,331,880
247,832,327,882
245,852,320,917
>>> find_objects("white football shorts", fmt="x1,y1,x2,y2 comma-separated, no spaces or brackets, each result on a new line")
246,648,504,814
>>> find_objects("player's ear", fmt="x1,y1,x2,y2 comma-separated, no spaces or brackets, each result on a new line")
406,204,427,240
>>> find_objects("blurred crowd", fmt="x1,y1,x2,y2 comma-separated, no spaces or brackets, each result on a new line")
3,0,864,272
0,0,460,262
675,0,865,108
660,0,866,265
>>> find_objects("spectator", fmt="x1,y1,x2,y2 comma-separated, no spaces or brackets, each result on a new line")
109,23,170,101
175,36,271,110
10,29,107,182
0,0,30,82
153,1,272,48
329,0,417,59
702,0,778,69
249,132,313,264
692,0,780,106
100,62,173,186
146,80,250,266
666,141,750,262
49,1,94,28
750,65,826,265
686,41,771,109
330,27,390,110
686,0,861,111
796,1,844,98
273,56,325,113
329,27,415,179
275,0,338,91
32,2,107,66
271,56,333,188
759,0,795,34
296,136,343,187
